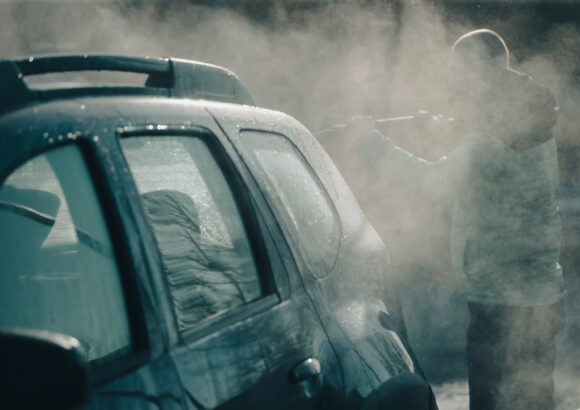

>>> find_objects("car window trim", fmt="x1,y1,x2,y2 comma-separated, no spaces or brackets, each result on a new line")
76,138,152,384
207,120,295,300
237,129,343,278
0,137,151,386
117,126,279,345
181,293,279,342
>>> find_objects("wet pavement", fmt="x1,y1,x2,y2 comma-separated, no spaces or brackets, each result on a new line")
433,368,580,410
390,246,580,410
433,382,469,410
427,279,580,410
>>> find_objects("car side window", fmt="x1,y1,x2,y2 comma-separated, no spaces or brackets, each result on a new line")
0,145,131,362
239,131,341,278
120,136,263,332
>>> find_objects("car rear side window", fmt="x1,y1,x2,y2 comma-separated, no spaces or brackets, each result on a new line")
120,136,263,332
239,131,341,278
0,145,131,362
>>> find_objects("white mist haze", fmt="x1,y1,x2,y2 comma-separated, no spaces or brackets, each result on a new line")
0,1,457,131
2,1,580,408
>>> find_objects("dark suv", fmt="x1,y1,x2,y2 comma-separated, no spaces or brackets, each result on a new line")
0,55,436,409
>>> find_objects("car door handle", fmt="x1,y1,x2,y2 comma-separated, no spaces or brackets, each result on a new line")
289,358,322,399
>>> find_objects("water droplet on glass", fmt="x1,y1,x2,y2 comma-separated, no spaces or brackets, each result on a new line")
48,137,54,144
43,132,49,139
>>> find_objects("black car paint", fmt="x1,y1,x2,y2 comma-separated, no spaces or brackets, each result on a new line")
0,93,436,409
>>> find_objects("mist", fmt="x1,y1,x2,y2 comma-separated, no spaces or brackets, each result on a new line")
0,1,459,129
2,1,580,408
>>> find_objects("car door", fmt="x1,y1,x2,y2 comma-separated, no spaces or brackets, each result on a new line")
209,108,433,408
0,130,187,409
116,125,342,409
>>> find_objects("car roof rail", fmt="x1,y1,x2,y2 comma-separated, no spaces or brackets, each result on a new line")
0,54,255,113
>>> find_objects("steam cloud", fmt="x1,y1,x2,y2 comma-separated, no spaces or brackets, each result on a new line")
1,1,579,408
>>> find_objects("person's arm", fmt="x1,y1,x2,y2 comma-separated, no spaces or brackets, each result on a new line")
351,116,470,192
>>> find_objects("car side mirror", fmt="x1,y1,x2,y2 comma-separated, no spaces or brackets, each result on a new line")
0,328,90,409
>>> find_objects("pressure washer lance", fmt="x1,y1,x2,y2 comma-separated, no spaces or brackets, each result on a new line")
314,111,454,138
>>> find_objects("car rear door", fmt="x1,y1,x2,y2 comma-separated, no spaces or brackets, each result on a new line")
209,106,435,409
116,123,342,409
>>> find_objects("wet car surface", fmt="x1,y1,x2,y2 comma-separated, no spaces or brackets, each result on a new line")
0,55,437,409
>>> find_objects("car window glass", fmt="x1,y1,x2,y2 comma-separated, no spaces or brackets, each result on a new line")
0,145,131,362
121,136,262,331
239,131,341,278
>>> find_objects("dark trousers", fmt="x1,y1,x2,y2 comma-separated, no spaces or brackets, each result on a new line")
467,301,565,410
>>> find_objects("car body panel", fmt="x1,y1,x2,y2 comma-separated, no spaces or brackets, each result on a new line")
0,94,435,409
207,103,427,403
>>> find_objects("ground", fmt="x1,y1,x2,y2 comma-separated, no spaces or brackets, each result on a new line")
431,315,580,410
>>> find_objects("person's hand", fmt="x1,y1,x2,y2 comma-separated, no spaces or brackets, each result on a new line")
346,115,391,163
347,115,376,138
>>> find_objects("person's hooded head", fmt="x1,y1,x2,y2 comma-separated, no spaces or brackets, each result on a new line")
448,29,509,104
448,29,558,149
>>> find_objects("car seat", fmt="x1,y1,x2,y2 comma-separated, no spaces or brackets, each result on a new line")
141,189,243,329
